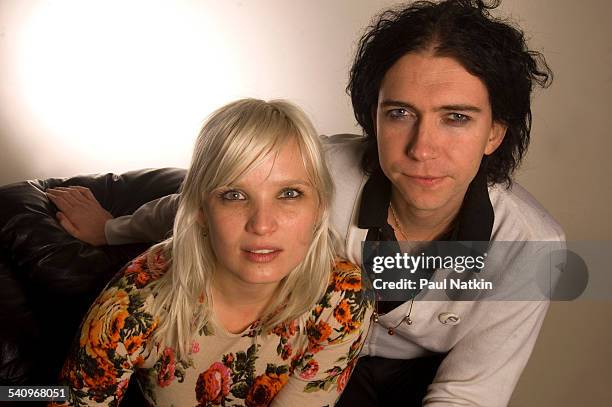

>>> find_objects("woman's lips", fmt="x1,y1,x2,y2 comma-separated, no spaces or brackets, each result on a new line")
241,248,282,263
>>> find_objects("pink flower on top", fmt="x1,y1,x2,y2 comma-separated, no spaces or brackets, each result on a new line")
157,347,176,387
299,360,319,380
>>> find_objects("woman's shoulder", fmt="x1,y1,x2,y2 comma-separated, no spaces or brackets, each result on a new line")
119,246,169,289
102,245,169,301
91,247,169,340
92,246,169,329
56,248,169,405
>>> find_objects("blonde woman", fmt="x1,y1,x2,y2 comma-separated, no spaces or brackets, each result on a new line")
52,99,372,406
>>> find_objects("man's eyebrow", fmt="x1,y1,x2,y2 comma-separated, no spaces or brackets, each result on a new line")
379,101,482,113
436,104,482,113
379,100,415,109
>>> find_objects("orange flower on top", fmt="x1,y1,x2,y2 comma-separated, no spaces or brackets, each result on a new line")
196,362,233,405
124,318,157,360
271,320,298,340
74,285,135,397
306,319,332,353
307,319,332,342
333,299,352,325
80,286,130,361
245,372,289,406
80,357,117,400
134,270,151,288
124,334,144,356
333,272,362,292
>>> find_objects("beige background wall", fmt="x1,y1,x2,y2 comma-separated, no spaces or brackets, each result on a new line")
1,1,610,405
499,2,612,405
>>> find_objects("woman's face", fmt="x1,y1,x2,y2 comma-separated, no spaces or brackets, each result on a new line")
204,139,320,290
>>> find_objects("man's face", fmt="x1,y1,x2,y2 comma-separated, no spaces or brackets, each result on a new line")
375,52,505,217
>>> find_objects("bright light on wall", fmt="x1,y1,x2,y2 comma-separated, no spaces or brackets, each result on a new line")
11,0,245,175
1,0,377,183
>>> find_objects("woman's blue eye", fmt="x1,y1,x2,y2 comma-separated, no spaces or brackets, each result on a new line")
221,190,246,200
279,189,302,199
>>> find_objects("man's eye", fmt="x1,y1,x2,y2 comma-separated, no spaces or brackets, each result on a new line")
221,190,246,200
447,113,471,124
387,108,409,119
279,188,302,199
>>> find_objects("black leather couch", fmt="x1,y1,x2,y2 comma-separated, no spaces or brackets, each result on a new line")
0,168,185,404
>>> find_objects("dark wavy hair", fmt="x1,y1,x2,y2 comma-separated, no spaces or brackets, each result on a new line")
348,0,552,186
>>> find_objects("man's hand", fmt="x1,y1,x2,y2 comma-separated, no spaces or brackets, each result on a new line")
46,186,113,246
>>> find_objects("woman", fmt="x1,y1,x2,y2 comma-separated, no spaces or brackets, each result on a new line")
53,99,372,406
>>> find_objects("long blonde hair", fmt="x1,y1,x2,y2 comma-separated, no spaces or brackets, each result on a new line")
148,99,335,358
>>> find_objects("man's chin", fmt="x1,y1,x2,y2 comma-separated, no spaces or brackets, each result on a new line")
404,201,449,214
396,189,455,215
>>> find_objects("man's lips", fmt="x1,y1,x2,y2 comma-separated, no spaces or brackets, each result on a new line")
241,247,282,263
404,174,447,187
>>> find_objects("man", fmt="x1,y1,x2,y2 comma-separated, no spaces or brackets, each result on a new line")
47,0,564,405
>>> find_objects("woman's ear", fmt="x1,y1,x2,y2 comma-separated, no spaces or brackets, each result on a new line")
196,208,206,226
314,200,326,233
197,209,208,236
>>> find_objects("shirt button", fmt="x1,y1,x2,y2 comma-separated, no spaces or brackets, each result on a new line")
438,312,461,325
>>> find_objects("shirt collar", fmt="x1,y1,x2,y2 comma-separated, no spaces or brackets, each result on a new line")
357,166,494,242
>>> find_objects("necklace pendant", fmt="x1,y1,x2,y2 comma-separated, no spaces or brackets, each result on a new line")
387,328,395,335
406,317,413,325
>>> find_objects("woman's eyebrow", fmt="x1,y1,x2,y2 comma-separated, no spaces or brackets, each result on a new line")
231,179,313,188
276,179,312,186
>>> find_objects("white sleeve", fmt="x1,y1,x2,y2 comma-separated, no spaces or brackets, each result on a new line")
423,300,549,407
104,194,180,244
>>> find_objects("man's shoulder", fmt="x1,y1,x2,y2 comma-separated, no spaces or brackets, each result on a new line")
322,133,366,147
321,135,368,241
489,182,565,241
321,133,367,164
320,133,367,190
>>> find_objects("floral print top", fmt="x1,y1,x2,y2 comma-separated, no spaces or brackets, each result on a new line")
51,249,373,407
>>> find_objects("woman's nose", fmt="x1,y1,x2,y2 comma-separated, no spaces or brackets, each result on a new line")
245,202,278,235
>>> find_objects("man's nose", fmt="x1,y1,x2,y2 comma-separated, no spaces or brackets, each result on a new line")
406,117,439,161
245,201,278,235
